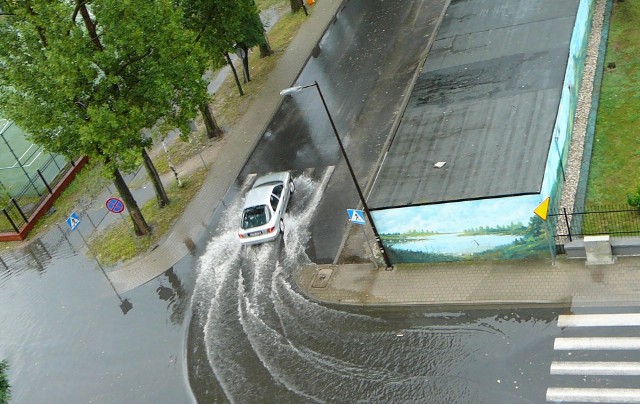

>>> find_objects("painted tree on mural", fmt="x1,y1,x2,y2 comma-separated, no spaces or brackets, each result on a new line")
0,360,9,403
0,0,209,235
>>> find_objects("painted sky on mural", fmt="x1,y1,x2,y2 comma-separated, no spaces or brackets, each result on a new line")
372,194,542,234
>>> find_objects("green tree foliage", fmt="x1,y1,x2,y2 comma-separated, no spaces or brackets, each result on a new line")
0,0,209,234
179,0,270,93
0,360,10,404
181,0,267,59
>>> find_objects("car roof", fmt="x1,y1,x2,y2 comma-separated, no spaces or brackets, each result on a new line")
243,183,275,208
243,172,288,208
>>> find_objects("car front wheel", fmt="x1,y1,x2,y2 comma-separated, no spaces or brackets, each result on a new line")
289,180,295,195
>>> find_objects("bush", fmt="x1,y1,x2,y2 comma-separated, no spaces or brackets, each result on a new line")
627,182,640,209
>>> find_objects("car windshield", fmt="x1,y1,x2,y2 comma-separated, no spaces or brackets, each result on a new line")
241,205,270,229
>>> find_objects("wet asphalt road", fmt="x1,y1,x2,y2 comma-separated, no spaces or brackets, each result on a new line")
0,223,197,403
189,0,572,402
4,1,639,403
241,0,447,264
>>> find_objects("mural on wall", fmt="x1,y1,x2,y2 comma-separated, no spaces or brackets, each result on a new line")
372,195,550,263
367,0,596,264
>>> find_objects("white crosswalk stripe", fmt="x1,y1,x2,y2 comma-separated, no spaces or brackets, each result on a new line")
550,361,640,375
555,337,640,350
558,313,640,327
547,388,640,403
547,311,640,403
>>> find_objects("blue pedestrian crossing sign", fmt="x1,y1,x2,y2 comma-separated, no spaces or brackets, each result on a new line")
66,212,80,231
347,209,366,225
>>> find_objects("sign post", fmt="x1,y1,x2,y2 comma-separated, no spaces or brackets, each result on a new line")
105,197,125,214
347,209,378,269
533,197,556,263
106,197,140,250
66,212,80,231
65,210,132,314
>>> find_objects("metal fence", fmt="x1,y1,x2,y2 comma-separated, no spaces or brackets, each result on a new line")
550,204,640,246
0,154,71,233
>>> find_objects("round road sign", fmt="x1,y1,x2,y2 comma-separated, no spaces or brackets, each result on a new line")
106,197,125,214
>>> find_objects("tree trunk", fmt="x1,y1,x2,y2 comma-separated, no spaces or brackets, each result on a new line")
142,148,170,208
200,103,223,138
112,167,151,236
78,2,103,51
259,31,273,57
290,0,302,12
225,52,244,96
240,46,250,83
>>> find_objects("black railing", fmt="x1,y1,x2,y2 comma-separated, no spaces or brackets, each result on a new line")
0,154,71,233
550,205,640,245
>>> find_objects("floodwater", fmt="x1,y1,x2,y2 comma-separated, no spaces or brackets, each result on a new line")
0,170,568,403
0,220,196,403
188,171,562,402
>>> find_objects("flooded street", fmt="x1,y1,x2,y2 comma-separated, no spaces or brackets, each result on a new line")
2,1,619,402
0,224,196,403
188,171,564,402
1,172,629,403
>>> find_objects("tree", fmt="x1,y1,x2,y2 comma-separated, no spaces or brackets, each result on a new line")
201,102,223,139
0,0,210,234
233,0,273,81
180,0,271,95
236,0,272,58
290,0,303,13
142,148,170,208
74,0,170,211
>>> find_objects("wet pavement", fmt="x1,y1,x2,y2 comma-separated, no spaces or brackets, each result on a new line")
1,0,632,403
0,225,197,403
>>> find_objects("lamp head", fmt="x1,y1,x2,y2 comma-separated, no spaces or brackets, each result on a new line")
279,86,304,96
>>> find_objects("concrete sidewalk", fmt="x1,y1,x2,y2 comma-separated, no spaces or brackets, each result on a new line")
296,256,640,308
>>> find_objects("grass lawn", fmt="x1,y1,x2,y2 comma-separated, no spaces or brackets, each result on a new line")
88,168,209,266
586,1,640,206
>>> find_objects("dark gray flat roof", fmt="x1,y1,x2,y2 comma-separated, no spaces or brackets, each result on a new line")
368,0,579,209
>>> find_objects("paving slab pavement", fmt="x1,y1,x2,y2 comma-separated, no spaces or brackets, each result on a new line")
297,256,640,308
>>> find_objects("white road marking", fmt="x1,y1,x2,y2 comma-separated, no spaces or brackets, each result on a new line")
546,388,640,403
554,337,640,350
558,313,640,327
550,361,640,375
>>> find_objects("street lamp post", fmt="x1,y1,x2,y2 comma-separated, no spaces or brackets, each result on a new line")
280,81,393,269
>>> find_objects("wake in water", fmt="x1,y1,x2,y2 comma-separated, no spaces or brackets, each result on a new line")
188,167,534,403
191,168,334,401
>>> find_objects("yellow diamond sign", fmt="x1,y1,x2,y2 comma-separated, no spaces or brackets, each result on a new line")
534,197,550,221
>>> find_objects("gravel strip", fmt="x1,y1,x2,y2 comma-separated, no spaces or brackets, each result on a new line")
557,0,607,239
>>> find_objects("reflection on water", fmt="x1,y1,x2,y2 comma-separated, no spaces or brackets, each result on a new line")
0,222,196,403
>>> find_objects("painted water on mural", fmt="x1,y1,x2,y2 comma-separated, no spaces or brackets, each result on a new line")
373,195,550,262
388,234,520,255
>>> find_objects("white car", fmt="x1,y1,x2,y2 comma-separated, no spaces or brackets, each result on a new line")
238,171,294,245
